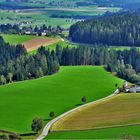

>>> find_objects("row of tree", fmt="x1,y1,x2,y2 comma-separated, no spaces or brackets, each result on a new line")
0,24,63,36
69,11,140,46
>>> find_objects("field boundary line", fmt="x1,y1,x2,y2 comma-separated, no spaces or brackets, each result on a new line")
51,123,140,133
36,90,118,140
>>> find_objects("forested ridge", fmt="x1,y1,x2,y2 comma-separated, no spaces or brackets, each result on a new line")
69,12,140,46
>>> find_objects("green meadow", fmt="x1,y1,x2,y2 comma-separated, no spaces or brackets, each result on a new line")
0,66,123,135
1,34,35,45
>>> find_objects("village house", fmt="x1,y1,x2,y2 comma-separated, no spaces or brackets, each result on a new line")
123,81,140,93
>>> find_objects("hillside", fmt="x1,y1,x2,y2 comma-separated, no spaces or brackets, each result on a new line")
0,66,123,137
47,94,140,139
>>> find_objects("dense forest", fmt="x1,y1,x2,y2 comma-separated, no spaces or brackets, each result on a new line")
69,12,140,47
0,36,59,85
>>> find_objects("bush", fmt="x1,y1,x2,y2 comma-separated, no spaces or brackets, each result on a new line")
31,117,44,133
49,112,55,118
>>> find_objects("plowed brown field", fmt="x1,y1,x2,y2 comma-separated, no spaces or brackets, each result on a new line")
23,37,60,51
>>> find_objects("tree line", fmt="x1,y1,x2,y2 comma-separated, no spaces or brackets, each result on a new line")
0,24,63,36
69,11,140,46
1,35,140,86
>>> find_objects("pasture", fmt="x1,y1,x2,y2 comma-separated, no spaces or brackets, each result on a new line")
0,66,123,136
49,94,140,139
1,34,36,45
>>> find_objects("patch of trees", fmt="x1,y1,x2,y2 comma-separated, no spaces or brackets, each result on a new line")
69,12,140,46
0,24,20,34
0,37,59,85
106,48,140,85
56,44,110,66
31,117,44,133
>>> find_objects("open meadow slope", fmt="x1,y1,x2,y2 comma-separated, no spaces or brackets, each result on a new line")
1,34,36,45
48,94,140,139
0,66,123,135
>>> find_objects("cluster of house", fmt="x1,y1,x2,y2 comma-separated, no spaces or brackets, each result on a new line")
115,81,140,94
123,81,140,93
24,30,48,36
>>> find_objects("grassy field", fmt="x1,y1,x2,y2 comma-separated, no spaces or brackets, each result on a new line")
1,34,36,45
0,66,123,136
47,94,140,139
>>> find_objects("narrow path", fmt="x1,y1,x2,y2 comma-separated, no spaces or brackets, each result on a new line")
36,91,117,140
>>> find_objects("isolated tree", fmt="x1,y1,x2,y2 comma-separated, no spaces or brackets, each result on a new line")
31,117,44,133
49,112,55,118
7,73,13,83
81,96,87,104
115,83,118,88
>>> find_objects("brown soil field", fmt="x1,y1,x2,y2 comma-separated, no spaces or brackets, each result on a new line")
51,94,140,131
23,37,60,51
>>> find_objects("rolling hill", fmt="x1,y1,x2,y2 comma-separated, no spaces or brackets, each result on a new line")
0,66,123,139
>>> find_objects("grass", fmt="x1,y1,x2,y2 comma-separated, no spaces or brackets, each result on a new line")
47,94,140,139
1,34,36,45
0,66,123,136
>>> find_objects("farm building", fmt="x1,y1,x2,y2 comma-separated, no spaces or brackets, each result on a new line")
128,86,140,93
122,81,140,93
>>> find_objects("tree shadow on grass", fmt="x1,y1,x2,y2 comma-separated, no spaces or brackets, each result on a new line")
20,132,37,136
75,103,83,106
44,118,51,122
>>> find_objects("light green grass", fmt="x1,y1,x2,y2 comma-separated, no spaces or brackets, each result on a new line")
1,34,36,45
46,125,140,139
0,66,123,135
